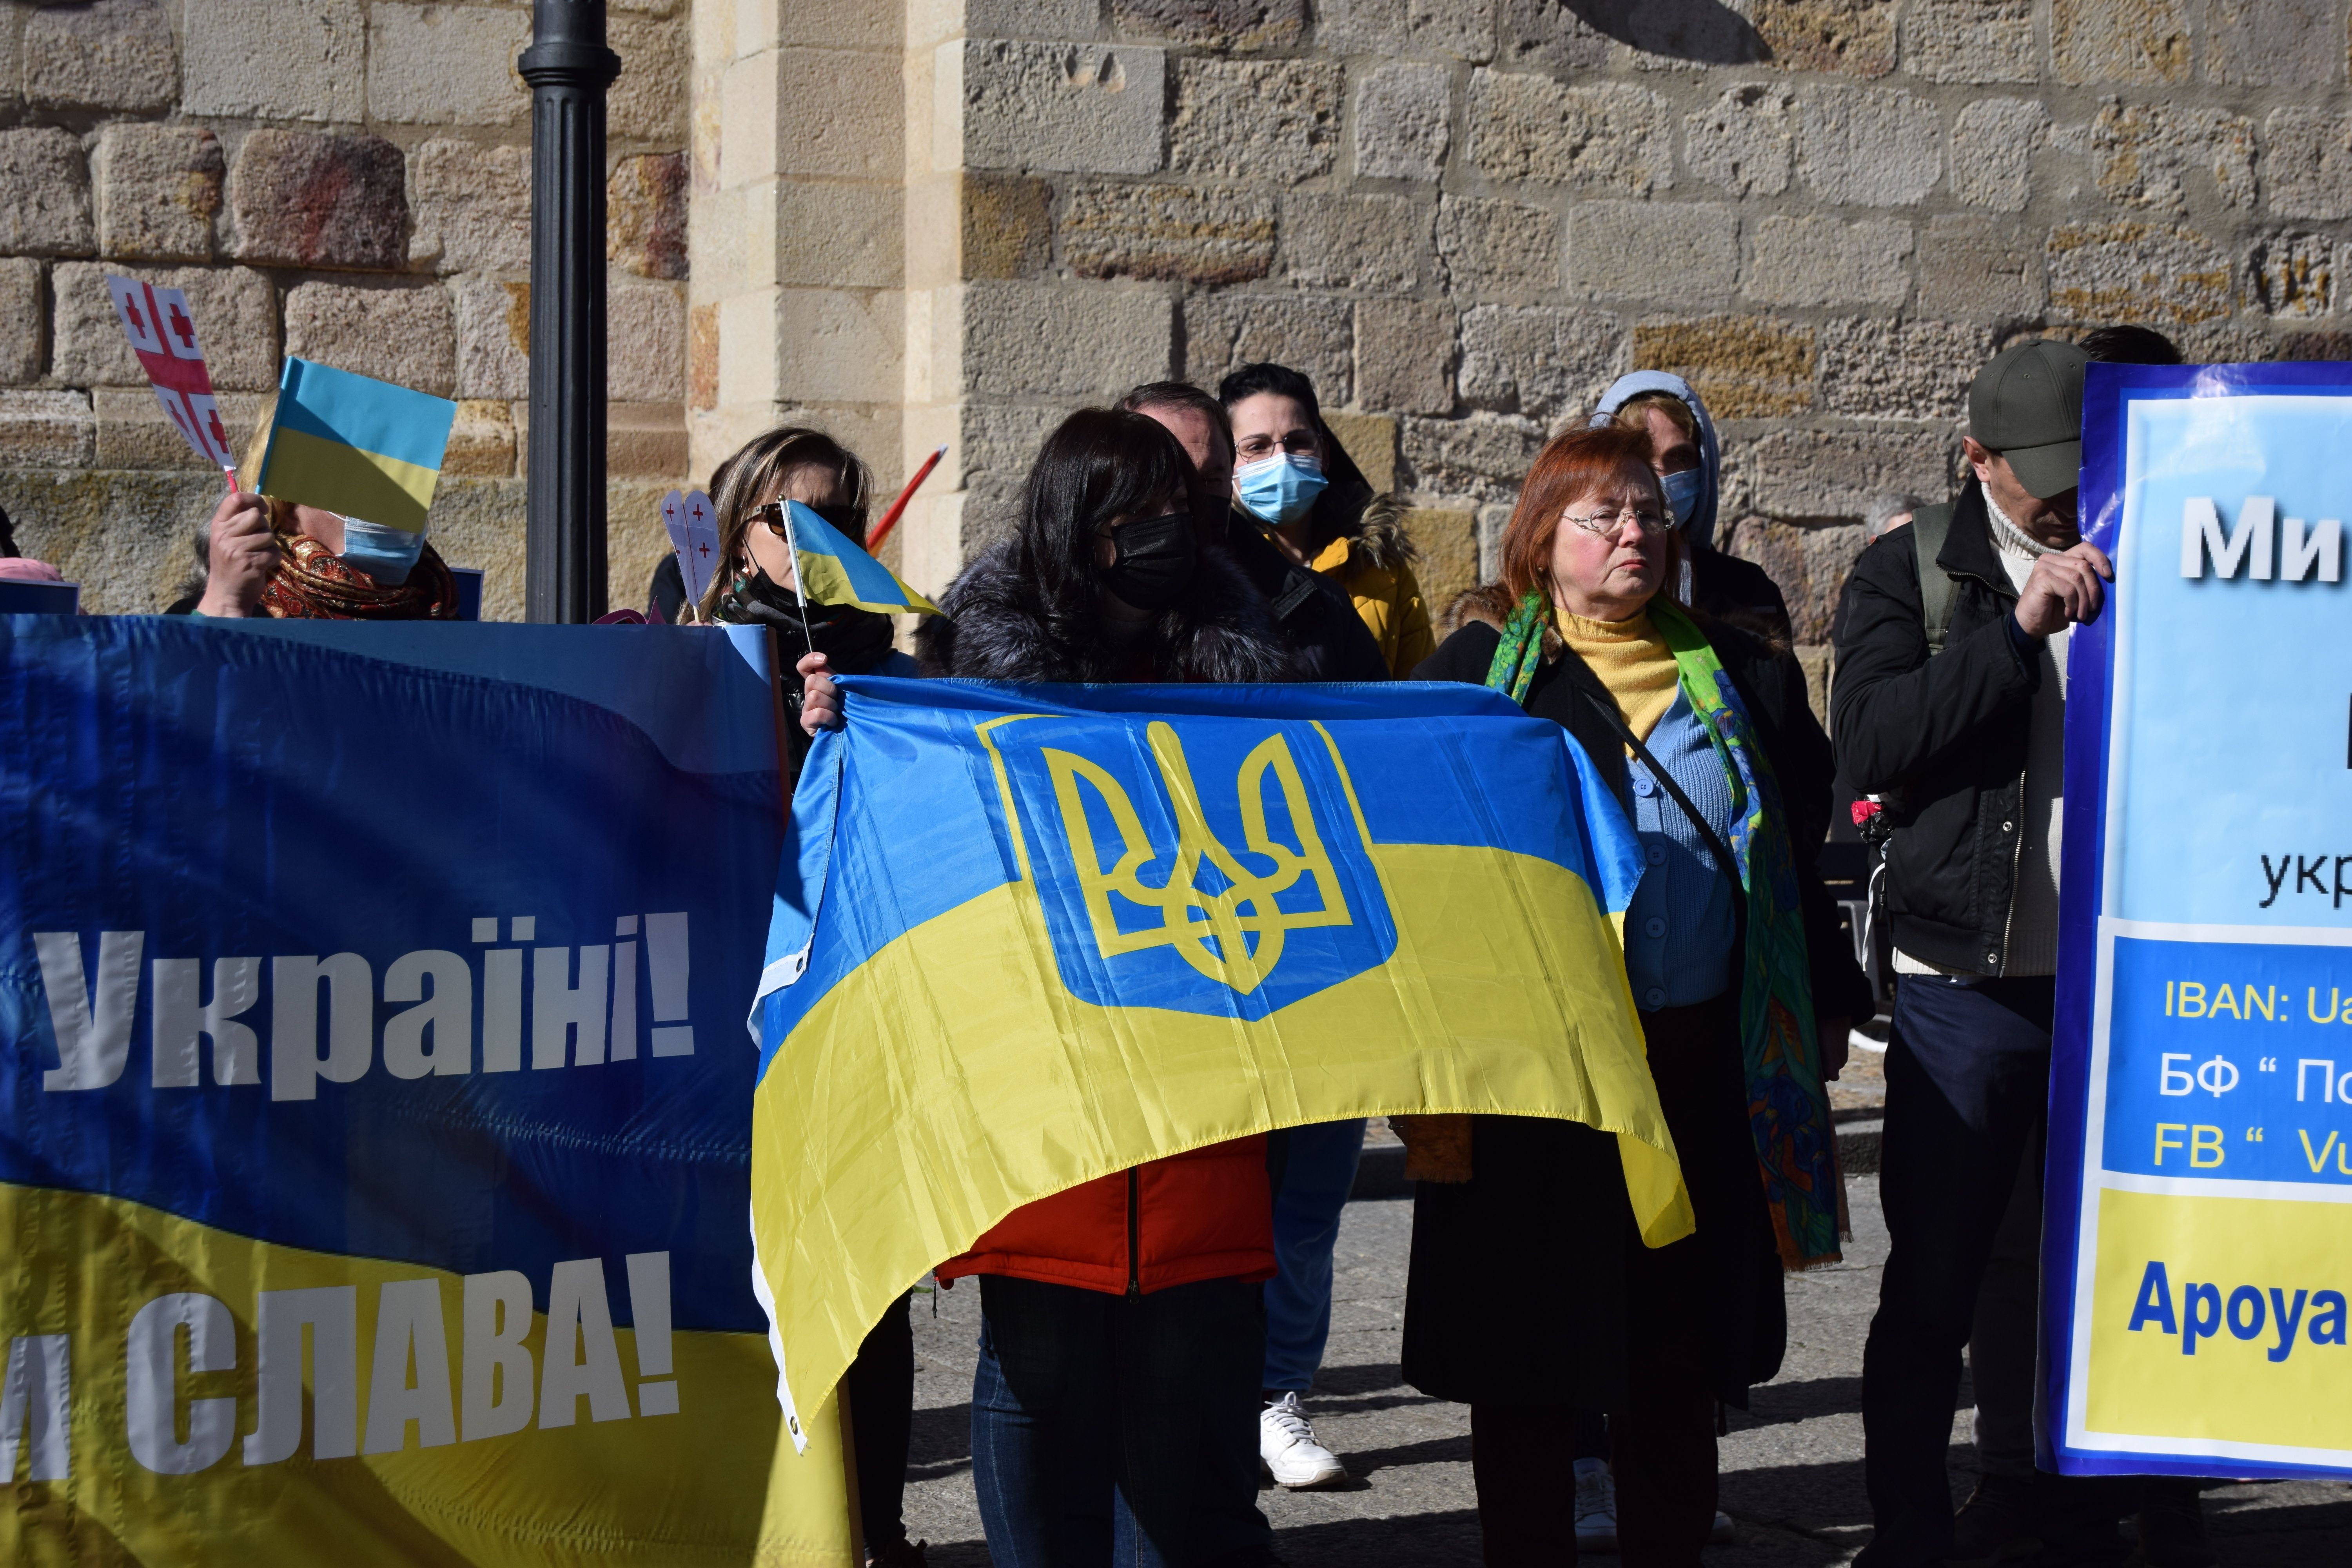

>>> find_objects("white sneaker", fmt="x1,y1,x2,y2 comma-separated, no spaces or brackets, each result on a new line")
1710,1509,1735,1544
1573,1458,1618,1553
1258,1393,1348,1489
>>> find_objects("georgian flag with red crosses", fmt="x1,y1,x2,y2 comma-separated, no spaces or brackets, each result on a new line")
105,276,237,476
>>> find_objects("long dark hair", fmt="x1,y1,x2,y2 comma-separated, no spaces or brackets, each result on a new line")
1015,407,1195,644
1216,361,1375,546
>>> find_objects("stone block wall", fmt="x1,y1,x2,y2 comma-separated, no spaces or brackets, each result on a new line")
734,0,2352,687
0,0,690,617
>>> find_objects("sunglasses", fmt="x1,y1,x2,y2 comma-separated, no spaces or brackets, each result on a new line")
751,501,867,541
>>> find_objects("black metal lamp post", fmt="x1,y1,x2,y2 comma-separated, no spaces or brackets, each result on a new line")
519,0,621,623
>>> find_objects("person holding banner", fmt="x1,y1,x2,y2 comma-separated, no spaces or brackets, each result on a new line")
915,407,1295,1567
1832,339,2130,1568
1403,423,1863,1568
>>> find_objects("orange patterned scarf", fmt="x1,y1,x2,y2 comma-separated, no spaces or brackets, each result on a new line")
258,529,457,621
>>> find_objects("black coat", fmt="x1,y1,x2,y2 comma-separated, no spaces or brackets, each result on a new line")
1217,510,1392,683
1397,589,1865,1411
1830,478,2041,975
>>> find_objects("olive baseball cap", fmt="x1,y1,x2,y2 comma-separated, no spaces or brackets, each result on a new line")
1968,338,2090,499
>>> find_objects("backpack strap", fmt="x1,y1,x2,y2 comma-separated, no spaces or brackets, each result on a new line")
1909,502,1959,657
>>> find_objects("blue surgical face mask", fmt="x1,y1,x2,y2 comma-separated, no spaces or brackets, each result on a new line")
1236,453,1328,527
339,516,426,585
1660,467,1703,528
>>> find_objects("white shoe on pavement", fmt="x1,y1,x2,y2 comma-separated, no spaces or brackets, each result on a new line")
1573,1458,1618,1553
1258,1393,1348,1489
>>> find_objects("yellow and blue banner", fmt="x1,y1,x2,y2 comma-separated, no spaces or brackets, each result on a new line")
749,675,1689,1441
256,357,457,535
0,618,855,1562
780,499,938,615
2051,363,2352,1479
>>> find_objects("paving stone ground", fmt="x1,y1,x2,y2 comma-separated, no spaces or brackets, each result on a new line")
898,1169,2352,1565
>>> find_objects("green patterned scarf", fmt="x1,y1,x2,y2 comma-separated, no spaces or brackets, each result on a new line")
1486,589,1842,1268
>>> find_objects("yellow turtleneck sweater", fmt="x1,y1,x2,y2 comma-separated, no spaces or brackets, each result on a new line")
1556,608,1680,746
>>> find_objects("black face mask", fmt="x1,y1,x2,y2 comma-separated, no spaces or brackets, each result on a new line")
1099,512,1198,611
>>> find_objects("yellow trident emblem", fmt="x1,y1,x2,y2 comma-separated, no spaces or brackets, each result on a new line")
1044,722,1351,995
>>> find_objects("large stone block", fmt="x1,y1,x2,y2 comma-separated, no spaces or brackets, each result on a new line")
777,180,901,289
1632,315,1815,419
0,258,40,385
1949,98,2049,212
1745,215,1913,307
24,0,175,112
1900,0,2037,82
1400,506,1480,612
0,129,94,259
2090,102,2255,216
92,386,269,471
1324,410,1398,491
2201,0,2336,87
1918,214,2045,320
1109,0,1305,50
0,468,226,613
1281,192,1427,290
960,40,1165,177
443,398,515,478
414,477,524,619
1720,516,1867,642
284,282,457,397
1434,195,1559,295
1323,0,1498,63
1456,304,1626,421
1356,64,1451,183
962,174,1052,281
689,302,717,411
1568,201,1738,301
1751,0,1896,78
610,15,690,143
2045,221,2235,325
2251,233,2340,319
1398,412,1546,505
51,262,278,391
784,48,906,180
609,281,686,402
94,125,223,264
232,131,409,272
454,276,530,400
0,7,21,118
950,401,1068,527
610,153,688,282
0,390,93,468
606,401,688,479
1060,184,1276,285
1796,88,1941,206
183,0,364,123
1466,73,1673,194
1169,58,1339,184
1182,293,1350,403
2263,110,2352,222
1817,317,1995,421
1684,84,1793,198
2050,0,2190,84
366,3,527,127
1496,0,1613,74
962,281,1174,399
406,139,529,276
1355,299,1455,417
1728,427,1954,523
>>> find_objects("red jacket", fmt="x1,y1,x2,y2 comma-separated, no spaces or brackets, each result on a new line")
936,1137,1275,1296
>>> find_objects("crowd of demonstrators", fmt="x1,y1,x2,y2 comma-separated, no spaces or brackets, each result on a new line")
1399,424,1867,1567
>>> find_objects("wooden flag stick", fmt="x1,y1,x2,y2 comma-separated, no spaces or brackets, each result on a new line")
863,445,946,554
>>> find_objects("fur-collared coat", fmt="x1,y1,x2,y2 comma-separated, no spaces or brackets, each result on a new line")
915,536,1298,684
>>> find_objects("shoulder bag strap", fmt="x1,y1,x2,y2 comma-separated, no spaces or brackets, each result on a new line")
1910,503,1958,657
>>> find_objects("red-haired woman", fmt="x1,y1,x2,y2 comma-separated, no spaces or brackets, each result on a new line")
1400,424,1868,1566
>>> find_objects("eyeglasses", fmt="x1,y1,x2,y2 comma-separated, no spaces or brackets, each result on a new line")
751,501,866,540
1234,432,1320,463
1562,505,1675,538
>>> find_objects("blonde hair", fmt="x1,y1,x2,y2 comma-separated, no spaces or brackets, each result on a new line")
1610,390,1697,445
697,427,870,621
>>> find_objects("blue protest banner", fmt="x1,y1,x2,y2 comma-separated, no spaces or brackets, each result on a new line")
2051,363,2352,1479
0,619,854,1562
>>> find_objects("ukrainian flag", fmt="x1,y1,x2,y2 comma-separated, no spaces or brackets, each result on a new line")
256,358,457,534
748,676,1691,1444
781,499,938,615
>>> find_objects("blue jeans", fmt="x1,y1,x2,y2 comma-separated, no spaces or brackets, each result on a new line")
1263,1118,1365,1392
971,1274,1266,1568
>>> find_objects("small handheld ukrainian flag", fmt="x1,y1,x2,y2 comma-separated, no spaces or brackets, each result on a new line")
779,498,938,615
254,357,456,534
